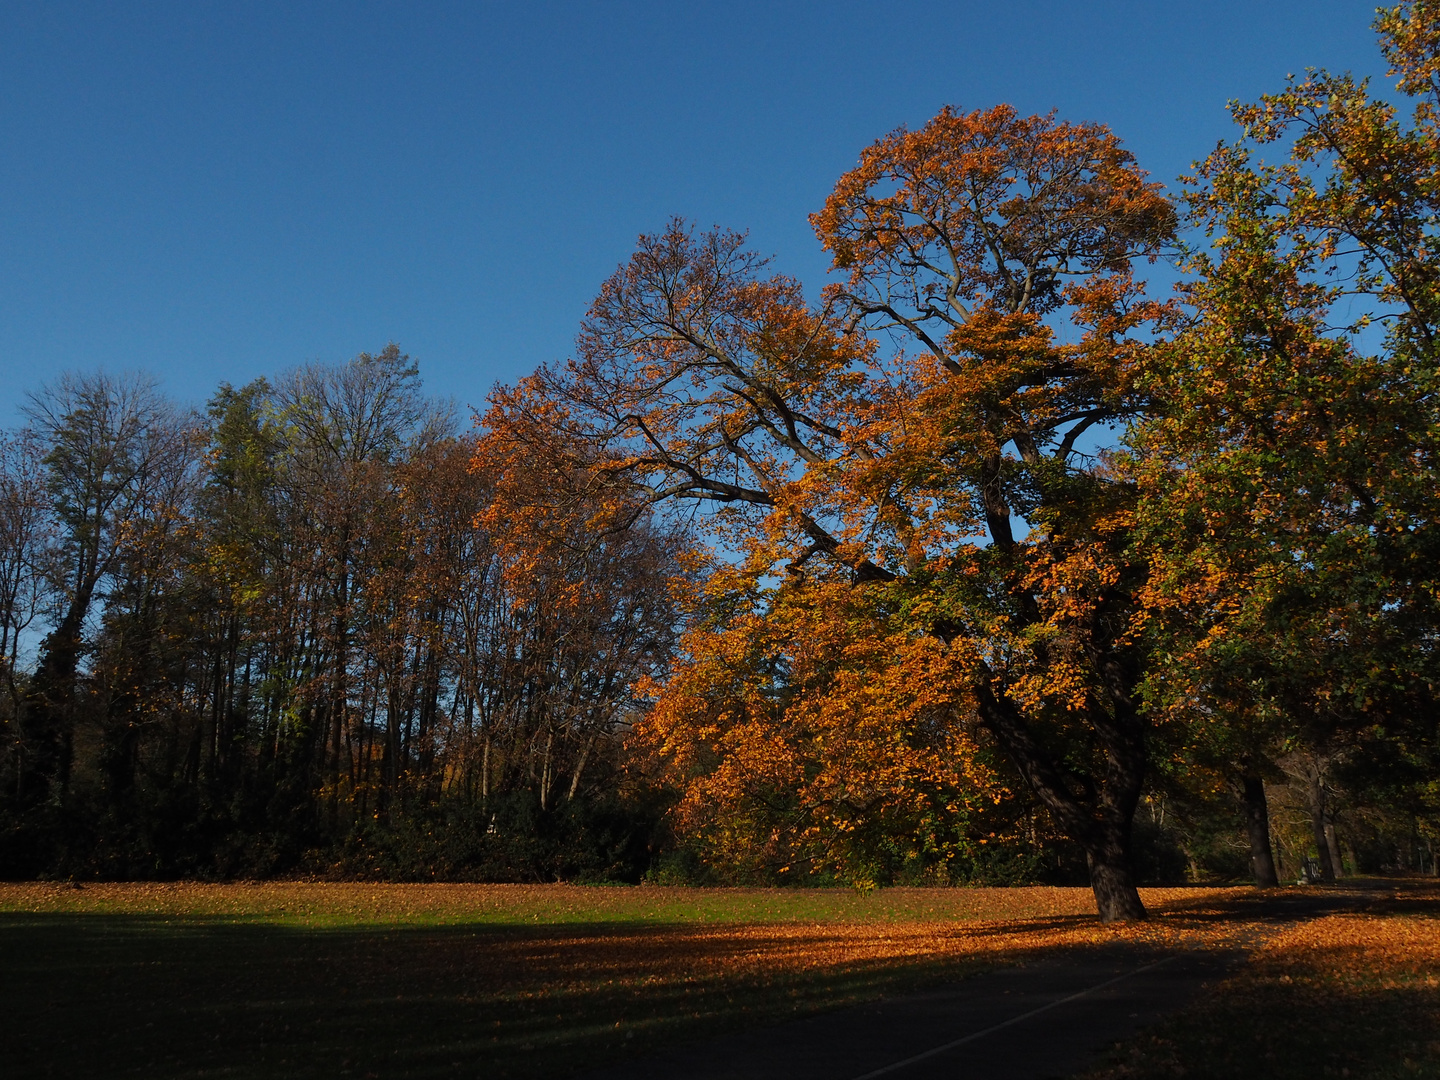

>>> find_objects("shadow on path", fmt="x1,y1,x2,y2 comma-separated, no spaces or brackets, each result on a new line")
3,883,1402,1079
578,885,1382,1080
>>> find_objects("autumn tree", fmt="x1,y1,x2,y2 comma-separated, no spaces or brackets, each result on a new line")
813,106,1175,919
1133,0,1440,884
473,389,693,820
634,567,1014,887
506,105,1174,919
15,373,199,810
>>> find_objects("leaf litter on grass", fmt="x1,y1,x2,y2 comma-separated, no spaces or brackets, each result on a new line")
1081,881,1440,1080
0,881,1240,926
1,882,1402,1080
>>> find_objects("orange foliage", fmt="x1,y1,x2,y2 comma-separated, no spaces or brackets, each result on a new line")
488,104,1176,916
634,575,1003,884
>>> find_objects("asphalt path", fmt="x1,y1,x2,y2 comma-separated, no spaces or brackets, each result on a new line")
580,889,1364,1080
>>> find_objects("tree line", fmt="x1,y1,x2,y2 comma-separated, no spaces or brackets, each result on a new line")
1,352,687,880
3,3,1438,917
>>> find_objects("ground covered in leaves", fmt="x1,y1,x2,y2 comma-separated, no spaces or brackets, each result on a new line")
1082,882,1440,1080
2,881,1434,1079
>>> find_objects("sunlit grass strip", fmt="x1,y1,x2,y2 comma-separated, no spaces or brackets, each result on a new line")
0,881,1242,926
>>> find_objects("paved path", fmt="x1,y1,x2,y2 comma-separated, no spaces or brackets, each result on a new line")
581,942,1244,1079
579,888,1374,1080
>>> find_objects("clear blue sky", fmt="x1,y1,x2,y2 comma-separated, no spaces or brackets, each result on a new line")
0,1,1385,428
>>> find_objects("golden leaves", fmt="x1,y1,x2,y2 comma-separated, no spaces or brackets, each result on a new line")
632,577,1000,882
1081,885,1440,1080
812,104,1175,313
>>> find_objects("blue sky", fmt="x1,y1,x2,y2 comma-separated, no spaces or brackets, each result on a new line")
0,1,1385,428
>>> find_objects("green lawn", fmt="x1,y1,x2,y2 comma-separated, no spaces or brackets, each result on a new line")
0,880,1139,926
2,882,1220,1079
10,881,1419,1080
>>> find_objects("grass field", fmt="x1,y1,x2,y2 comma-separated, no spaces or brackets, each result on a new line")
3,881,1434,1079
1081,883,1440,1080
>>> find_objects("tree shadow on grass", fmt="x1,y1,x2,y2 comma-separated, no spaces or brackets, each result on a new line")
949,887,1359,944
2,912,1052,1080
1081,882,1440,1080
6,883,1433,1080
1084,957,1440,1080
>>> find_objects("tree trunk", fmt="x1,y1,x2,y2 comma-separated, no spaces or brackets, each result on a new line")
567,729,596,801
1239,774,1279,888
382,681,402,813
1323,822,1344,879
1087,836,1148,923
1303,765,1336,882
975,675,1149,922
20,594,90,804
539,729,553,811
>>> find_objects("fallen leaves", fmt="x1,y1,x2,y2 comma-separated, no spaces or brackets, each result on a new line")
1082,881,1440,1080
7,881,1436,1080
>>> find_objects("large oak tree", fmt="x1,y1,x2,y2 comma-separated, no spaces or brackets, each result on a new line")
502,106,1174,920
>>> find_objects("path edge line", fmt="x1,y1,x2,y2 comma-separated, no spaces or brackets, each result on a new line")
847,953,1181,1080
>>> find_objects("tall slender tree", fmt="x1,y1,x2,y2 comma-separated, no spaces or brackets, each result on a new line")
0,432,58,801
18,373,197,806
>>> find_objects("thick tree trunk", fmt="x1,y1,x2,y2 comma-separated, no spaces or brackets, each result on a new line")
1239,774,1279,888
1087,836,1148,923
975,674,1149,922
